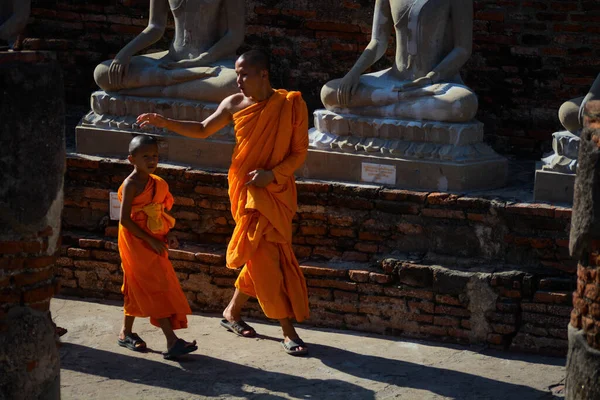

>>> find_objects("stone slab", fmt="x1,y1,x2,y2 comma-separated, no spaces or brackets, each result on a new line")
533,169,575,204
76,127,508,191
302,149,508,191
314,109,484,144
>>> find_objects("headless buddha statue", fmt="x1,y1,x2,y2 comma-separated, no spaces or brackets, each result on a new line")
321,0,478,123
94,0,243,103
559,73,600,134
0,0,31,50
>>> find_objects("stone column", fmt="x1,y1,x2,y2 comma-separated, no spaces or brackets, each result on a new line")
566,100,600,399
0,51,65,400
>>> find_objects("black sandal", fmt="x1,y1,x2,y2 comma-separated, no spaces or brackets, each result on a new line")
281,338,308,356
162,338,198,360
220,319,257,338
117,333,147,352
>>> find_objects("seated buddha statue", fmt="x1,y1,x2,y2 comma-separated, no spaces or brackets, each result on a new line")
320,0,478,123
0,0,30,49
559,73,600,134
93,0,244,103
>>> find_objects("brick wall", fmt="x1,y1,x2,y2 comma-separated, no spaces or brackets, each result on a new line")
571,250,600,350
60,154,577,354
26,0,600,157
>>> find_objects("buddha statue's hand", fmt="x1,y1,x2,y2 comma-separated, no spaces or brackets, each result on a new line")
137,113,168,129
337,72,360,107
394,71,438,92
108,57,131,89
159,54,212,70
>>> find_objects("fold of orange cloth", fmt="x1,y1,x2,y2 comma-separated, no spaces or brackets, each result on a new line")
226,89,310,322
117,174,191,329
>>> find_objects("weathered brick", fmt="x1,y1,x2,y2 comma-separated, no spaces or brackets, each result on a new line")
369,272,392,284
307,278,357,292
79,239,104,248
348,270,369,282
434,305,471,318
74,260,118,272
533,291,570,304
420,325,448,336
195,252,225,265
301,265,347,278
91,250,120,262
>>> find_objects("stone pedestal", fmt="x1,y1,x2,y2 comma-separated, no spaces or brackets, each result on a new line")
76,91,236,169
533,169,575,204
533,130,579,204
307,110,508,191
80,91,234,138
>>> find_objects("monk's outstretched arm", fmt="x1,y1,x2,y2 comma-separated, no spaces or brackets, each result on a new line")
271,99,309,184
137,96,234,139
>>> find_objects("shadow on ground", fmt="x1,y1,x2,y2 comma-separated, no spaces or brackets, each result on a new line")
60,337,559,399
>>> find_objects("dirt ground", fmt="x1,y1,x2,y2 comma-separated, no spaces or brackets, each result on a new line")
52,297,566,400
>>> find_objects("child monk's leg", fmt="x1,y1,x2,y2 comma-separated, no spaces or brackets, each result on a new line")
158,317,197,358
118,315,146,351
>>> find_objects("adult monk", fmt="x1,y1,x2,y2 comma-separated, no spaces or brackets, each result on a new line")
136,50,310,356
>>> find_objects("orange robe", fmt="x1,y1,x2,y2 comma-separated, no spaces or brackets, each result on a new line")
118,174,191,329
226,89,310,322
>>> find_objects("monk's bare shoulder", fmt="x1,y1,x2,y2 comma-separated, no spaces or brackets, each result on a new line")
222,93,254,115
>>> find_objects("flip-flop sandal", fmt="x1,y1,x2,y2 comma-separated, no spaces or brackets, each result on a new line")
281,338,308,356
117,333,147,352
162,338,198,360
220,319,257,338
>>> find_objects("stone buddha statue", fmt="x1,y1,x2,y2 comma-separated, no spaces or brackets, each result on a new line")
81,0,244,134
94,0,243,102
539,74,600,175
320,0,478,123
559,74,600,134
0,0,31,50
308,0,507,191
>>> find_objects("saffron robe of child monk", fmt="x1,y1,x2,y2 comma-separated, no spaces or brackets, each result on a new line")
118,174,192,329
226,89,310,322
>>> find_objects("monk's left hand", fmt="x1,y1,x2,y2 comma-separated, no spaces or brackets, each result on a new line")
245,169,275,188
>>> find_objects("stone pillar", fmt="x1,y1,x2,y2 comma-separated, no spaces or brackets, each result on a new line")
0,51,65,400
566,100,600,399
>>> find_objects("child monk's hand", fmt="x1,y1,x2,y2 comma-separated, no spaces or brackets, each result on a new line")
137,113,167,129
167,232,179,249
147,237,168,256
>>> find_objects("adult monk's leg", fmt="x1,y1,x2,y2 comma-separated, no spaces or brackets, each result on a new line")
117,315,147,351
221,266,257,337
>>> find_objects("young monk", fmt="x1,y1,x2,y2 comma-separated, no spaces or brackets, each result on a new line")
117,135,197,360
137,50,310,356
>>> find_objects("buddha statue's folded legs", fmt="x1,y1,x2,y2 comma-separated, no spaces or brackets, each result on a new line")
321,69,478,123
94,51,238,103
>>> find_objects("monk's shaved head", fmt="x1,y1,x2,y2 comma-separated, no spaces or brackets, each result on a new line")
129,135,158,155
238,50,271,74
